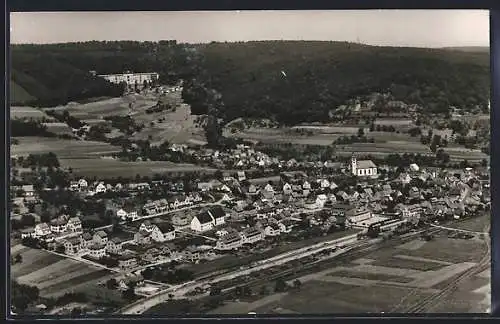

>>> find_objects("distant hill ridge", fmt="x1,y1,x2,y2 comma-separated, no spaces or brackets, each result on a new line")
10,41,489,125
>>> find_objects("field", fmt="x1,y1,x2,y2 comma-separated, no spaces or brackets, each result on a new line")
226,126,427,154
43,122,74,135
10,106,55,121
59,158,215,178
209,233,490,314
445,214,490,233
443,147,488,162
11,246,113,298
40,92,206,146
10,137,121,158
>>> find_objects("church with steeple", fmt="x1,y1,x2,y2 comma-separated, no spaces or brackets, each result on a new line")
351,154,378,177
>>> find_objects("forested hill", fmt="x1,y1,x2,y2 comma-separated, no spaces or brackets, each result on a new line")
10,41,190,107
10,41,489,125
187,41,489,124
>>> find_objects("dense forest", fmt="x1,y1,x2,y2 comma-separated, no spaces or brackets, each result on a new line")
10,41,489,125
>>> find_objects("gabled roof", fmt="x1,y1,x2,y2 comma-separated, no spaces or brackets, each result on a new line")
209,206,226,219
157,222,175,233
196,211,214,224
95,230,108,238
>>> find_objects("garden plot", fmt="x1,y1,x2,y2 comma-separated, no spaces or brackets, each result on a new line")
40,269,111,297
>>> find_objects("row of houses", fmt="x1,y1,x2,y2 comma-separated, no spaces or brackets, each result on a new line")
21,216,82,239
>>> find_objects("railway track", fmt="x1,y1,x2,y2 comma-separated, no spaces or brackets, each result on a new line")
402,225,490,313
211,229,441,299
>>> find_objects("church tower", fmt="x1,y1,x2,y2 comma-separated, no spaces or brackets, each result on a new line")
351,154,357,176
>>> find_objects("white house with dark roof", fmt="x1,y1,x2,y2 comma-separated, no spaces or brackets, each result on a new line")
351,154,378,177
190,206,227,232
151,223,176,242
190,211,215,232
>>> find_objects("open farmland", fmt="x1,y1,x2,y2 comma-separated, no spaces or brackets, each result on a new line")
40,95,147,120
43,122,74,135
209,233,489,314
39,92,206,146
226,126,423,149
443,147,488,162
10,137,121,158
11,106,55,121
445,214,490,233
11,246,112,298
59,158,215,178
131,104,206,146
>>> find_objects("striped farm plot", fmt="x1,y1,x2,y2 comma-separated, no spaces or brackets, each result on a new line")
11,247,66,278
11,246,112,298
10,106,55,121
40,269,112,298
11,137,121,158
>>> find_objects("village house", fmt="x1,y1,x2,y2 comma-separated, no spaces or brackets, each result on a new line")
151,223,176,242
118,274,144,291
134,229,152,245
88,243,107,259
283,183,293,195
318,179,331,189
315,194,328,208
21,228,35,239
22,184,35,197
139,221,157,233
118,254,138,270
79,232,93,251
78,178,88,189
264,222,283,237
215,231,243,251
106,237,125,255
50,215,69,233
409,187,421,200
304,197,318,210
237,171,246,182
182,246,201,263
197,182,213,192
66,217,82,232
117,204,140,221
240,227,264,244
172,214,190,226
93,231,109,245
400,204,423,224
63,237,81,255
95,182,107,194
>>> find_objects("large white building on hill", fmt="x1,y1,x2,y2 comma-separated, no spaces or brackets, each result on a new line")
98,72,159,86
351,154,378,177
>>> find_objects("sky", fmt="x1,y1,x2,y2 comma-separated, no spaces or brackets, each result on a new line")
10,10,490,48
